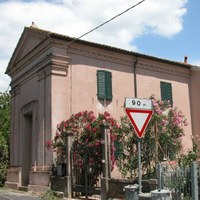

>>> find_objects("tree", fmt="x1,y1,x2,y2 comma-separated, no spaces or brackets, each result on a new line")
116,96,188,178
47,111,120,184
0,92,10,186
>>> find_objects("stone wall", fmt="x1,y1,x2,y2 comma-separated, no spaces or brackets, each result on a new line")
108,179,157,198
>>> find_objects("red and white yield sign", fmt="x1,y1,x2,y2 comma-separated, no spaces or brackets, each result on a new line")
125,98,153,138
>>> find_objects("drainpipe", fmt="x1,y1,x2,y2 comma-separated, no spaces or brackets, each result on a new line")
133,57,138,98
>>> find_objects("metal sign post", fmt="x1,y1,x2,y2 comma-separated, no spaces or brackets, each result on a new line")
124,97,153,194
138,137,142,194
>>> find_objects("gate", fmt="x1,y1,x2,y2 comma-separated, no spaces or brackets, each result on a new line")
71,142,101,198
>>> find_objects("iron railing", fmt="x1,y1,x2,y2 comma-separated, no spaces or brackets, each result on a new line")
159,162,199,200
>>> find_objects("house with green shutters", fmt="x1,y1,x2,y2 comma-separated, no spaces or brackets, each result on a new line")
4,26,200,193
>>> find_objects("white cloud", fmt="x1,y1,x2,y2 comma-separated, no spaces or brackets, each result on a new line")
0,0,187,91
0,78,10,92
0,59,11,92
191,60,200,67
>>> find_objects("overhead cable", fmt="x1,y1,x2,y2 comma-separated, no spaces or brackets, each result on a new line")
67,0,146,46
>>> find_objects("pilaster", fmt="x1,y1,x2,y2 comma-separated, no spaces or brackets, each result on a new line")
12,86,21,166
5,86,21,189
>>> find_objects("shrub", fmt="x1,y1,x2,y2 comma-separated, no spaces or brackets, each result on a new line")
0,132,9,186
41,190,59,200
47,111,120,182
0,92,10,186
116,96,188,178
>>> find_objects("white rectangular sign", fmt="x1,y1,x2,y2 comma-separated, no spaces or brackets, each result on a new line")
125,97,152,110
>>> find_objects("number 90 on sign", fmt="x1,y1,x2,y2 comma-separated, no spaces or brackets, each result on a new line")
125,97,152,110
132,100,141,106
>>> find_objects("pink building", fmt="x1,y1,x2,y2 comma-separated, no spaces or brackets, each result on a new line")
4,26,200,192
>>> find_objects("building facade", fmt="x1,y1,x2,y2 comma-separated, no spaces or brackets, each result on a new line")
4,26,200,192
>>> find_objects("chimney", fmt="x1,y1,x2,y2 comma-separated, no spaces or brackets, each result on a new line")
184,56,188,64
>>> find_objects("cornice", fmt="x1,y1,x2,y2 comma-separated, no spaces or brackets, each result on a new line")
38,53,70,78
67,47,190,78
10,53,70,88
10,85,21,98
138,61,190,78
44,64,68,76
67,47,134,66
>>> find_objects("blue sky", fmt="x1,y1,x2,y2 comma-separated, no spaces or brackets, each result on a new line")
134,0,200,64
0,0,199,91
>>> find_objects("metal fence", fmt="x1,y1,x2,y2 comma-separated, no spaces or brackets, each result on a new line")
159,162,199,200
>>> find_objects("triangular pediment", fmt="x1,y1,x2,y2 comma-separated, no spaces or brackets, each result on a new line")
18,36,42,60
6,27,49,75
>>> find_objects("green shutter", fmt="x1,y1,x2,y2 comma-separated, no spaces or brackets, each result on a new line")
97,70,112,100
105,71,112,100
97,71,106,99
160,82,173,106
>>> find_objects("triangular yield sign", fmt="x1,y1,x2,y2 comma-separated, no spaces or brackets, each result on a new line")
125,109,153,138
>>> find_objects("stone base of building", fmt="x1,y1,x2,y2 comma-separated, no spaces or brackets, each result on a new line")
4,182,19,190
29,166,51,186
5,165,51,194
28,166,51,194
4,166,21,190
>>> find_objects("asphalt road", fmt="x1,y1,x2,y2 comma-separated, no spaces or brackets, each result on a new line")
0,189,42,200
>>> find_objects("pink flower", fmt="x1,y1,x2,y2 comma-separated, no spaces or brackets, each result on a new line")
85,123,91,131
155,108,162,115
83,118,87,123
104,111,110,117
92,128,97,132
89,111,94,115
46,140,52,149
89,116,96,122
159,100,164,106
153,101,158,107
161,119,167,126
47,140,52,144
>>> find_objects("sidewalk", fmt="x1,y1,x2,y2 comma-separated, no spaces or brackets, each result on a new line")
0,187,42,200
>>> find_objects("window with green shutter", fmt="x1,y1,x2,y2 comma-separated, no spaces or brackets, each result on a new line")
97,70,112,100
160,81,173,106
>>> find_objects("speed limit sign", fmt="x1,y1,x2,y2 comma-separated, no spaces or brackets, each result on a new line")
125,97,152,110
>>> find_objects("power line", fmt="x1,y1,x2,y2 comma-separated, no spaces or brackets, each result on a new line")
67,0,146,46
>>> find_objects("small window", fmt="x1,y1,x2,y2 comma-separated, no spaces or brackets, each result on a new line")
97,70,112,100
160,81,173,106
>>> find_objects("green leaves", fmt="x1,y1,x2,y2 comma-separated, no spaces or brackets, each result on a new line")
0,132,9,186
0,92,10,186
49,111,120,179
116,96,188,178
